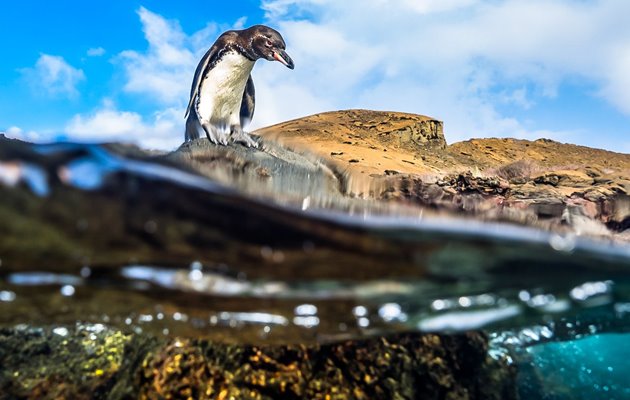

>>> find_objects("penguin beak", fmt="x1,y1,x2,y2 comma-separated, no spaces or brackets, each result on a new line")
273,49,294,69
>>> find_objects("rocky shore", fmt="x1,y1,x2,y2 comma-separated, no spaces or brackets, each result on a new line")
254,110,630,240
1,109,628,399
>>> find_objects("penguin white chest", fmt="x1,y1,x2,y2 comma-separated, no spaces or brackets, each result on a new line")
197,52,255,127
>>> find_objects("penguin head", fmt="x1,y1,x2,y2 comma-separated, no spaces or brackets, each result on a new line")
246,25,295,69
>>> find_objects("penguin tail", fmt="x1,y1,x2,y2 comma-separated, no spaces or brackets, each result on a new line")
185,110,203,141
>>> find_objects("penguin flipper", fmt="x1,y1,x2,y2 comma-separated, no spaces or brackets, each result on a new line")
239,75,255,128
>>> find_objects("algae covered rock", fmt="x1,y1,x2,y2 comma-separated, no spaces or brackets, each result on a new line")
0,325,516,400
0,325,154,399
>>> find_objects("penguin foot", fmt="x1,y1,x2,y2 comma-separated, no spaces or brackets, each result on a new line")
230,127,259,148
202,122,229,145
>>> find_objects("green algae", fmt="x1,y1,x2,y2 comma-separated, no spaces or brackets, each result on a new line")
0,326,516,399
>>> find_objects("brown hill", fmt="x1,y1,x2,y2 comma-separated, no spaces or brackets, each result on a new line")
257,110,447,176
256,109,630,175
256,109,630,238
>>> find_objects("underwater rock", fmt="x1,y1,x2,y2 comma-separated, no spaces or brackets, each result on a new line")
0,325,516,400
0,325,154,399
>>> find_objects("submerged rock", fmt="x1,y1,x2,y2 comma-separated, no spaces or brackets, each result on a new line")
0,325,516,400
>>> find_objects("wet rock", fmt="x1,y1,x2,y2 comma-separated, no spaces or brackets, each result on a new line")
168,137,342,203
0,325,517,400
0,325,153,400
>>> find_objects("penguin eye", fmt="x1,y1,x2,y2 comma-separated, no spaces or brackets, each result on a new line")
265,39,273,48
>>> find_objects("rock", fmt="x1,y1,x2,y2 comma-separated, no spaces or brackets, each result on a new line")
534,173,561,186
0,325,516,400
255,110,448,178
166,136,343,204
0,325,151,399
252,111,630,240
1,109,628,399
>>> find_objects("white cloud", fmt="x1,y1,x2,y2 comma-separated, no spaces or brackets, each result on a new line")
254,0,630,145
5,126,22,136
499,88,533,110
233,16,248,29
251,76,334,128
261,0,326,19
599,46,630,115
87,47,106,57
117,7,201,105
262,0,479,18
2,126,47,142
65,103,183,150
116,7,249,106
401,0,478,14
21,54,85,98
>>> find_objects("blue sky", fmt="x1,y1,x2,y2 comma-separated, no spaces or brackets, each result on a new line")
1,0,629,152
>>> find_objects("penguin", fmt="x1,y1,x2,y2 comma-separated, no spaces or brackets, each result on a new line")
184,25,294,147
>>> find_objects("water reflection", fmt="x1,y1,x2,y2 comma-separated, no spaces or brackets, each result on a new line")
59,157,118,190
211,312,289,327
8,272,82,286
419,305,522,331
378,303,407,323
294,304,317,316
0,291,16,302
293,316,320,328
0,161,48,196
1,265,628,345
60,285,76,297
570,281,613,305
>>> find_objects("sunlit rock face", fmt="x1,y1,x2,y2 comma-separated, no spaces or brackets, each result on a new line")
254,110,630,240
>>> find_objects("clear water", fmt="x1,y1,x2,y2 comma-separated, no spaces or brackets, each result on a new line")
1,139,629,397
519,334,630,399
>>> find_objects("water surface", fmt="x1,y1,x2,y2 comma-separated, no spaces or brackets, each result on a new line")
1,139,629,397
